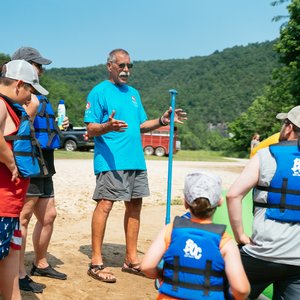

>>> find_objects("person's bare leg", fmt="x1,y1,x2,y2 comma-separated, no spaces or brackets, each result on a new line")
32,197,56,268
124,198,142,264
88,199,116,281
91,199,113,266
0,248,21,300
19,196,38,277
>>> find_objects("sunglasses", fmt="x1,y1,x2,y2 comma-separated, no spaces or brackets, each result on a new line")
113,62,133,69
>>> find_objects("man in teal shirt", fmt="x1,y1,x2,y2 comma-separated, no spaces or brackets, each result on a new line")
84,48,186,283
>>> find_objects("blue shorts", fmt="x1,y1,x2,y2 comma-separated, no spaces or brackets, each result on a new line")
0,217,21,260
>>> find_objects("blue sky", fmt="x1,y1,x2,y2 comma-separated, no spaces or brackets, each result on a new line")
2,0,288,69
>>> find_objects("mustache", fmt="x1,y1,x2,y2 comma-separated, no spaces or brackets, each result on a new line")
119,71,130,77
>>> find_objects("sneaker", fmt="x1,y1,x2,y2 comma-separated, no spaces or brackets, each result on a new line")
30,263,67,280
19,275,46,293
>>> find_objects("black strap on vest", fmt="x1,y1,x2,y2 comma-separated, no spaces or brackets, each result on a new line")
171,256,179,292
162,276,223,292
256,183,300,196
254,201,300,210
164,261,223,278
163,257,224,293
255,178,300,211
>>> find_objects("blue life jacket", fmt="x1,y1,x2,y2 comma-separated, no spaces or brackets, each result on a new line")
254,141,300,223
2,95,48,178
34,95,61,149
159,216,226,300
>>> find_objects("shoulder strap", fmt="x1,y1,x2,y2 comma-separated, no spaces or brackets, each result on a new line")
37,95,49,117
0,94,21,127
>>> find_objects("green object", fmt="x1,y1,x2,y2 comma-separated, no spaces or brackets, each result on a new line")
213,191,272,299
213,190,253,237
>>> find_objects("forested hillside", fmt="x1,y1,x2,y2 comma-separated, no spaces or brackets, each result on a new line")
1,40,280,151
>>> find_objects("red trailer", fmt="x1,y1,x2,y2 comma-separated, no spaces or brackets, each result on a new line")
141,126,181,157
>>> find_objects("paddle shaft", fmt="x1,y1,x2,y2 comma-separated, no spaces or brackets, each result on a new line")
165,89,177,225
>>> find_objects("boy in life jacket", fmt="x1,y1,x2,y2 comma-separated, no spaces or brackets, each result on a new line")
0,60,48,300
11,47,69,293
141,171,250,300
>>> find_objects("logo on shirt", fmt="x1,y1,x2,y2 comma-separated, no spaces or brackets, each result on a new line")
183,238,202,260
131,96,138,108
85,102,91,110
291,158,300,176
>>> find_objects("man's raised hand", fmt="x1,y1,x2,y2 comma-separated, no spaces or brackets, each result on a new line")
108,110,128,132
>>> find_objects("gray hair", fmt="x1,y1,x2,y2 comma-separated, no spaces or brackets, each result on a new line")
107,49,130,63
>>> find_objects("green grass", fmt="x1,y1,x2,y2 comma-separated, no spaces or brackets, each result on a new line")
174,150,234,162
54,149,234,162
54,149,94,159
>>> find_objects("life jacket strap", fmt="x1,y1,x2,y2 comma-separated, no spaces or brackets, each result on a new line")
164,257,224,294
5,135,31,141
38,98,48,117
163,261,223,277
254,201,300,210
46,131,58,148
256,184,300,195
255,178,300,212
204,260,212,296
162,276,224,292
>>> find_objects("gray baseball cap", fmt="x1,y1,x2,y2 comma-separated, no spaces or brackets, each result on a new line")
3,60,49,95
276,106,300,128
12,47,52,65
184,171,222,207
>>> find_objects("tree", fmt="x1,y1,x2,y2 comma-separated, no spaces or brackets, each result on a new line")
0,53,10,67
228,0,300,154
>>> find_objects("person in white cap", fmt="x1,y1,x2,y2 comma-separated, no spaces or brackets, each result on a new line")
0,60,48,300
11,47,68,294
227,106,300,299
141,171,250,300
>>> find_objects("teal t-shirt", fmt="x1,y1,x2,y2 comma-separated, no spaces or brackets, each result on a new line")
84,80,147,174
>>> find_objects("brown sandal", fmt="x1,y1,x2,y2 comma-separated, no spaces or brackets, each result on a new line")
121,261,145,277
87,264,116,283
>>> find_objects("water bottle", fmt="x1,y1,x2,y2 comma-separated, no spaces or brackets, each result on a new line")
57,99,66,130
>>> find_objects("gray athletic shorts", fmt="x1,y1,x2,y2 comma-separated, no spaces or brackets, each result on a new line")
92,170,150,202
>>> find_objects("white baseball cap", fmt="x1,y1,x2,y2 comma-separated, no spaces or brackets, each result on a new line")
2,60,49,95
184,171,222,207
276,106,300,128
